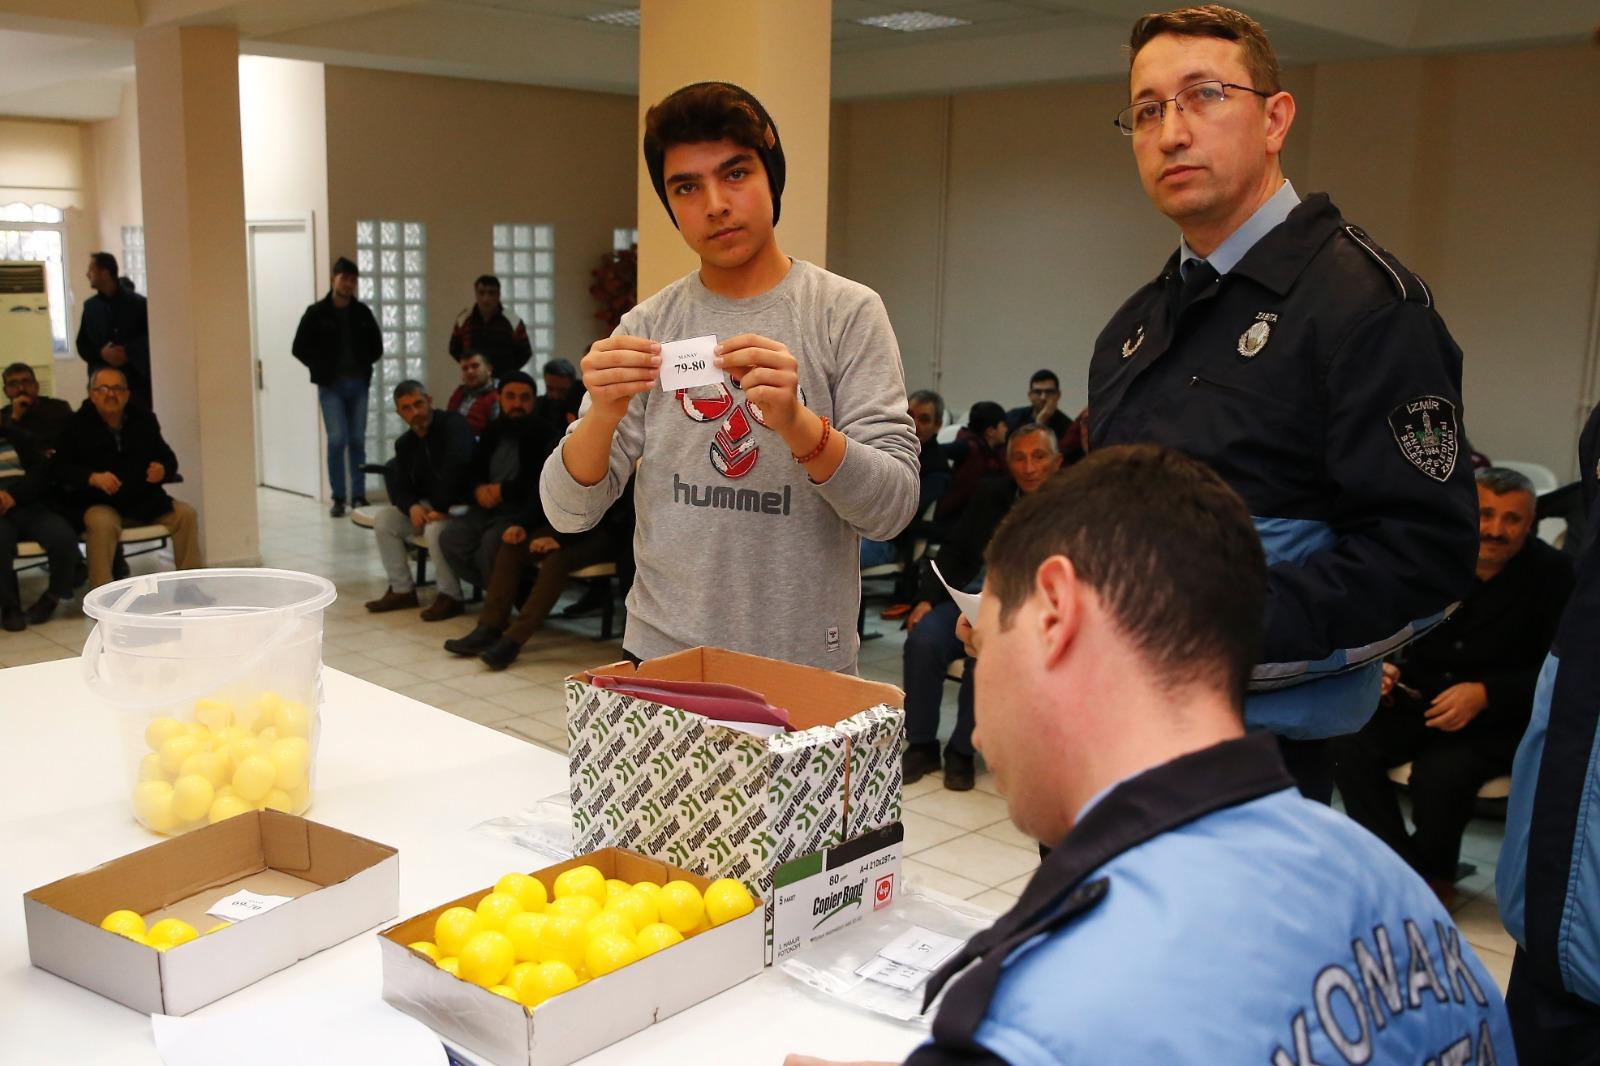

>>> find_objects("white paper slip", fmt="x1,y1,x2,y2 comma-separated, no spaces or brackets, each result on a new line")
658,334,724,391
855,955,933,992
205,889,295,923
879,925,965,970
930,560,983,626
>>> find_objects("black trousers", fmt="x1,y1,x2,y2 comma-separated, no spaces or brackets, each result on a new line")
0,503,78,609
1329,696,1516,882
1507,947,1600,1066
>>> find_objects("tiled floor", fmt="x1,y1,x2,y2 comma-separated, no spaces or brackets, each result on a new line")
4,487,1519,987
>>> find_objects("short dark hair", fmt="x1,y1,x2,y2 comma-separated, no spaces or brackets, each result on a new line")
3,362,35,382
1476,467,1536,499
499,371,537,394
332,255,359,278
643,82,785,227
985,444,1266,705
90,366,129,389
1007,422,1060,456
459,351,488,366
90,252,119,278
542,358,577,380
474,275,500,292
1128,5,1282,94
967,401,1008,435
393,380,427,402
1028,369,1060,389
908,389,945,425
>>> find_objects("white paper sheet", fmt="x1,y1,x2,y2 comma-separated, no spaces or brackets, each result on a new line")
929,560,983,625
658,334,724,391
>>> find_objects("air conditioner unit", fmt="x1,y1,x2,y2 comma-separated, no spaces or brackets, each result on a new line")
0,260,55,395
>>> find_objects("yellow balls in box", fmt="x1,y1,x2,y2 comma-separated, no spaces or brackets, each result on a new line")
546,894,601,924
635,922,683,957
504,912,549,963
434,906,481,957
552,865,607,907
408,940,442,962
458,930,515,988
584,910,635,942
475,891,522,933
147,918,198,951
535,912,587,971
100,910,146,938
495,872,546,913
656,881,706,935
703,878,756,927
585,930,639,979
607,887,658,931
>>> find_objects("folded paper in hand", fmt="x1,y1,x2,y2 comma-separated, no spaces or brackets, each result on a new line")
930,560,982,626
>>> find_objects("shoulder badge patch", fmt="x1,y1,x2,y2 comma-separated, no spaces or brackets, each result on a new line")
1388,395,1459,482
1121,325,1145,359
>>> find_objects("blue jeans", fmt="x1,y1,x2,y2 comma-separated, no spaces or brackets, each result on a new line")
318,377,369,502
902,600,976,756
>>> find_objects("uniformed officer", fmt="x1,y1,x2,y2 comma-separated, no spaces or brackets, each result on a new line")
1087,5,1478,800
1496,400,1600,1063
784,445,1511,1066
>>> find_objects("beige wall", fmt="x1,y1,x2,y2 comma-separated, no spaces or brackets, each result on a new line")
830,43,1600,479
322,66,637,405
238,56,330,291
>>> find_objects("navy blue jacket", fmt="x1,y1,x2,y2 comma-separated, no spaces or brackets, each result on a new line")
1089,194,1477,738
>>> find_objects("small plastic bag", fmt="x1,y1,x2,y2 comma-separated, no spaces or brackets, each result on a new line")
471,791,575,862
779,878,998,1024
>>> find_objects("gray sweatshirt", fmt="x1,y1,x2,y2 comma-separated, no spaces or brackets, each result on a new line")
540,260,920,672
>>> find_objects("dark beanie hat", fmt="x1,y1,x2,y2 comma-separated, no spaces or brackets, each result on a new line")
332,255,359,277
498,370,537,392
643,82,786,230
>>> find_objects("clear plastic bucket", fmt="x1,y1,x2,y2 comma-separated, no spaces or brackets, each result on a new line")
81,568,337,835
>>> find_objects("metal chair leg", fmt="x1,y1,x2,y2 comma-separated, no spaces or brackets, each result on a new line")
597,577,615,642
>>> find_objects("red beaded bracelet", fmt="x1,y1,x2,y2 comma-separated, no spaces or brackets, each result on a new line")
793,416,831,465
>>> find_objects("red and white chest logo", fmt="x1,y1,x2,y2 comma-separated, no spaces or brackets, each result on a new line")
676,382,806,480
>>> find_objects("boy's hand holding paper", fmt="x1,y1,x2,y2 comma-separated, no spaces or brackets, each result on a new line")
578,334,662,421
715,332,802,433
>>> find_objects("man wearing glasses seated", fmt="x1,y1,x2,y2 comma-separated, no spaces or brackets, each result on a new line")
1087,4,1477,802
52,367,202,589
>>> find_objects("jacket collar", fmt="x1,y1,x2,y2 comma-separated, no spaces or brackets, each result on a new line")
1225,192,1346,297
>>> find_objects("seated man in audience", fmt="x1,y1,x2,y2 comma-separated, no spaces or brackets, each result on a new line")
438,371,558,605
444,479,635,670
1333,467,1574,901
0,412,78,630
902,424,1061,790
787,445,1511,1066
365,380,476,620
2,363,74,453
937,400,1009,523
533,357,583,431
449,275,531,380
446,351,499,436
1003,368,1075,451
53,367,202,589
863,388,951,570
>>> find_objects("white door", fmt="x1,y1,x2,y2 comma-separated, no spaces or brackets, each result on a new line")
246,218,320,497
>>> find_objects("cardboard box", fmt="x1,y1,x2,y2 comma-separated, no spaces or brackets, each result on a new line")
379,847,763,1066
771,822,904,965
564,647,905,961
24,811,399,1016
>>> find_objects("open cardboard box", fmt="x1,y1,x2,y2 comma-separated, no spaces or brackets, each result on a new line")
24,810,399,1016
379,846,763,1066
565,647,905,961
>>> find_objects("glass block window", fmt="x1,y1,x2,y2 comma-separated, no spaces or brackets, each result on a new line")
492,223,554,362
355,218,426,459
121,225,147,296
0,224,68,353
612,227,639,252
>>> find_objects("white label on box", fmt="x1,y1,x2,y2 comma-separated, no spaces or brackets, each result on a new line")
205,889,294,923
878,925,963,970
855,955,933,991
771,824,903,964
658,335,723,391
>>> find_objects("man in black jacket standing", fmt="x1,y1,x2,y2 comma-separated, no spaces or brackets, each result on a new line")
1087,6,1476,800
439,372,557,599
365,381,476,621
76,253,151,413
292,257,383,517
53,367,202,589
901,424,1062,790
1333,467,1574,898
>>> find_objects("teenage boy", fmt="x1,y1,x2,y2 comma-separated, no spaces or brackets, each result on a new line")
540,82,919,672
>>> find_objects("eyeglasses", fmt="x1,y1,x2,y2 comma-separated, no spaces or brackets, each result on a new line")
91,385,129,396
1114,81,1270,136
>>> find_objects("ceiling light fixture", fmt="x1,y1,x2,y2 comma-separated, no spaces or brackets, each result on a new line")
855,10,971,32
585,8,641,27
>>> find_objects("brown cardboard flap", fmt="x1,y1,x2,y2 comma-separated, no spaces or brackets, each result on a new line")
577,647,903,732
260,811,396,886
